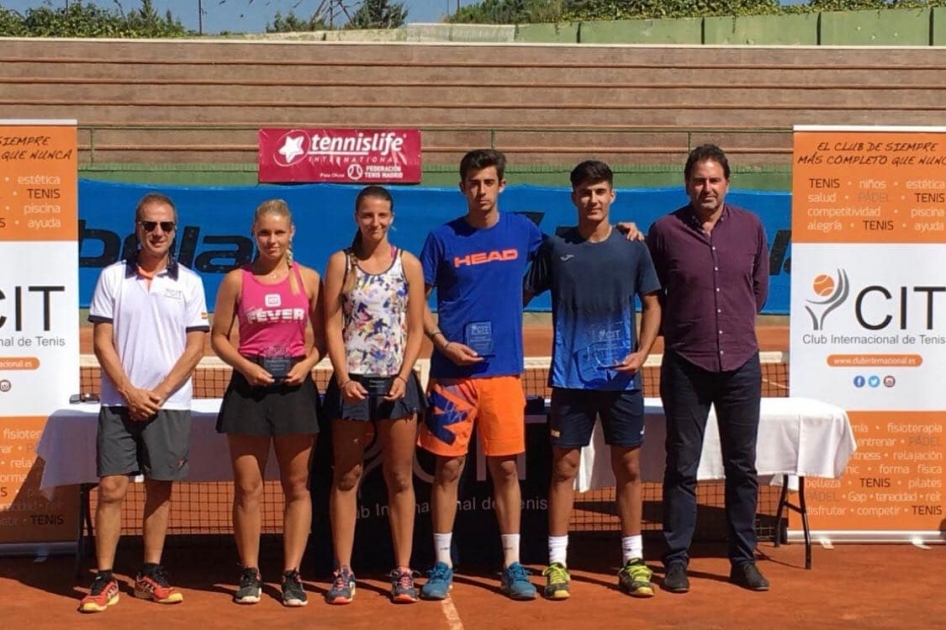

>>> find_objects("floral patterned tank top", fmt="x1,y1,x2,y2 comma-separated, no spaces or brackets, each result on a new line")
341,247,408,376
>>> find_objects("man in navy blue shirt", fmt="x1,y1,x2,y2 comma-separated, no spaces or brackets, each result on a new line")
525,160,661,600
646,144,770,593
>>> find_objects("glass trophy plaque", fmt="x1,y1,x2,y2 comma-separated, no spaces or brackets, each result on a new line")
363,376,391,397
464,321,495,357
589,322,629,370
262,343,292,381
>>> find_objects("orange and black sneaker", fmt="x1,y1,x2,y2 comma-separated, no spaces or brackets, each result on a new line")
134,565,184,604
79,572,120,613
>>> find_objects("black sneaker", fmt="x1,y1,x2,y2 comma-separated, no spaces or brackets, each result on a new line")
234,567,262,604
281,569,308,607
729,562,769,591
662,563,690,593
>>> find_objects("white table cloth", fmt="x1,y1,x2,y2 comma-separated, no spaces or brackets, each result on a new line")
37,398,281,489
577,397,856,492
38,397,855,494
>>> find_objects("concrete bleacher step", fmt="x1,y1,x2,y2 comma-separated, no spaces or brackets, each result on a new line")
3,38,945,167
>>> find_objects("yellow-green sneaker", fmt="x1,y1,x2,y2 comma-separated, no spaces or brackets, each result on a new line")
618,558,654,598
542,562,570,600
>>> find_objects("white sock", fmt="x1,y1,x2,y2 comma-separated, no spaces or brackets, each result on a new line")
622,535,643,564
501,533,521,567
434,532,453,568
548,535,568,567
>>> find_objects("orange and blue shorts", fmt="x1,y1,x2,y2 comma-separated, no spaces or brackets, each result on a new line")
418,375,526,458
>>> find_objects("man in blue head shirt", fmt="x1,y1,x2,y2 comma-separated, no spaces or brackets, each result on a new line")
418,149,543,601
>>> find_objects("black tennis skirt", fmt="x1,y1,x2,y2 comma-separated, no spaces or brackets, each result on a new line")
216,367,320,437
321,372,426,423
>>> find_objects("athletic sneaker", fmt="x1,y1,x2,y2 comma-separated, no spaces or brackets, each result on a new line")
618,558,654,598
500,562,537,600
542,562,571,600
325,566,356,605
78,573,120,613
281,569,308,607
389,568,419,604
234,567,262,604
134,565,184,604
419,562,454,600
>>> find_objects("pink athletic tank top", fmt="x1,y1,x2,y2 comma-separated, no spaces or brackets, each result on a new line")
237,263,308,357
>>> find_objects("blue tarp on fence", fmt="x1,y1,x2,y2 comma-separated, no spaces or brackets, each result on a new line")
78,180,793,313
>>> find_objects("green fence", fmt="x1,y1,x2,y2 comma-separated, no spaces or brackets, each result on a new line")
515,8,946,46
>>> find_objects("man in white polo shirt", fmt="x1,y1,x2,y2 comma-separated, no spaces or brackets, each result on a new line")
79,192,209,613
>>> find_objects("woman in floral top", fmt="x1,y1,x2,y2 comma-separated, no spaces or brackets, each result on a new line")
322,185,427,605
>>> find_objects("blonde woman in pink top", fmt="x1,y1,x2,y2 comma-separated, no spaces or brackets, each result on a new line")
212,199,325,607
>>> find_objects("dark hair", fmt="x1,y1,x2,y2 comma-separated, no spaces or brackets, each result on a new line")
350,185,394,253
684,144,731,181
570,160,614,189
459,149,506,181
135,192,177,223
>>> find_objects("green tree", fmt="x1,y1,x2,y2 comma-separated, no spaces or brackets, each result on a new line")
805,0,886,9
0,7,28,36
450,0,565,23
267,10,331,32
1,0,188,38
562,0,781,21
346,0,408,29
123,0,187,36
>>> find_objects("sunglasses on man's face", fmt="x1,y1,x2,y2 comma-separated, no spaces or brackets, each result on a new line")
138,220,176,233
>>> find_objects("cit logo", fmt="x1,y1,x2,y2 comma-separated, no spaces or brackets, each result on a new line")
806,269,850,331
274,131,308,166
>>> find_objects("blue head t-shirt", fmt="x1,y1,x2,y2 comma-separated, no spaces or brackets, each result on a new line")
421,212,543,379
524,227,660,390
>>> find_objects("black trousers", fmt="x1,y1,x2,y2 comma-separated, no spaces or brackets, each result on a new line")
660,349,762,567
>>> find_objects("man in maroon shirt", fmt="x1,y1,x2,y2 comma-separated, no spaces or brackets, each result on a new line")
646,144,770,593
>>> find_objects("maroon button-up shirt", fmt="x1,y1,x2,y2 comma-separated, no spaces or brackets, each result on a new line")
646,204,769,373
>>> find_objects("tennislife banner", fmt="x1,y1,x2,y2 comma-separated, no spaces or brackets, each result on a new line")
790,126,946,543
258,128,422,183
0,120,79,547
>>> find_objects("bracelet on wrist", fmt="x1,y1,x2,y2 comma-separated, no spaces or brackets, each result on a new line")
428,330,445,340
339,379,350,389
394,375,407,384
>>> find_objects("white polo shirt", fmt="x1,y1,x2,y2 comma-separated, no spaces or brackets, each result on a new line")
88,257,209,409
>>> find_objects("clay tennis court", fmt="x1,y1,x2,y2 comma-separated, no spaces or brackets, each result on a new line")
3,323,943,628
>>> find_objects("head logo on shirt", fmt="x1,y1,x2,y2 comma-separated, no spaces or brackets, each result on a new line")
453,248,518,268
265,294,281,308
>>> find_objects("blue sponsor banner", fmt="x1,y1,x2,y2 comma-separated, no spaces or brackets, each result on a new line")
78,180,792,313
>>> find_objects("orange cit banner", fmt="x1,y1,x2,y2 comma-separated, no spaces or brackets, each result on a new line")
1,121,80,548
790,126,946,543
